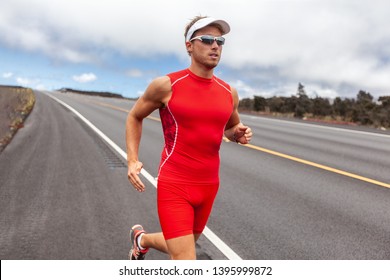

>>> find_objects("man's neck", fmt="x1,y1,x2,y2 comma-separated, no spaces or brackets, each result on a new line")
188,64,215,79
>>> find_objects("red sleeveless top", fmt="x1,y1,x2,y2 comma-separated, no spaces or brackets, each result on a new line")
158,69,233,185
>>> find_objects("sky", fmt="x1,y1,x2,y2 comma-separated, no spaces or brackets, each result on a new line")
1,0,389,100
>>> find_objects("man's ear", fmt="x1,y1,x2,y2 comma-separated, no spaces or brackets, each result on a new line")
185,41,193,56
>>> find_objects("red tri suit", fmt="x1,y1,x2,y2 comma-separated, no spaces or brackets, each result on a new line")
157,69,233,240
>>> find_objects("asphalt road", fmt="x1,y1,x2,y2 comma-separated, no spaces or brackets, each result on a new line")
1,90,389,260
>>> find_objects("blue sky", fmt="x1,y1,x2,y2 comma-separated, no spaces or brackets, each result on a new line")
1,0,390,100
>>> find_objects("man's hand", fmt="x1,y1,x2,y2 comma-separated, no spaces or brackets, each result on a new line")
127,160,145,192
234,124,252,144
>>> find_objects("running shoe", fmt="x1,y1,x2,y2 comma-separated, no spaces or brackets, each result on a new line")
129,224,149,260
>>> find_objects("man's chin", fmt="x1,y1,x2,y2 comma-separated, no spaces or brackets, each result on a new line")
205,62,218,70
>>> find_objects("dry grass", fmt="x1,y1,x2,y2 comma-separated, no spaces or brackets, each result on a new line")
0,86,35,153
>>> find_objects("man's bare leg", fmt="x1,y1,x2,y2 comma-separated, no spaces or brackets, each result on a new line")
165,233,201,260
141,232,201,259
140,232,168,254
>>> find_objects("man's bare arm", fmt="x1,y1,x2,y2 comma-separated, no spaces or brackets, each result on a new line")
224,87,252,144
126,76,171,192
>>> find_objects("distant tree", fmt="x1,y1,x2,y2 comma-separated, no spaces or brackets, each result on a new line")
253,95,267,111
352,90,375,125
296,83,304,96
239,97,253,111
267,96,285,113
284,96,297,113
378,96,390,107
333,97,347,117
294,83,312,118
236,87,389,128
377,96,390,127
312,96,332,116
333,97,356,121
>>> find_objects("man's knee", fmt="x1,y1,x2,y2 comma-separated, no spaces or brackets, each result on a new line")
170,250,196,260
166,234,196,260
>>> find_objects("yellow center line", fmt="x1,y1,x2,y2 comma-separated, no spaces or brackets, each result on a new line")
242,142,390,189
93,100,390,189
92,101,130,113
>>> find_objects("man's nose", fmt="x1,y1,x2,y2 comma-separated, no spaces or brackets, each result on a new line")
211,39,219,48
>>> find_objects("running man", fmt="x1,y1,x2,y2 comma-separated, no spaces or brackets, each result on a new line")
126,16,252,260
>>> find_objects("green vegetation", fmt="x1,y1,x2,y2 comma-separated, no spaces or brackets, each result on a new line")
239,83,390,129
58,88,124,99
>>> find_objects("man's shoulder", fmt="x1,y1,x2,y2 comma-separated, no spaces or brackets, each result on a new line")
149,76,171,93
167,69,190,83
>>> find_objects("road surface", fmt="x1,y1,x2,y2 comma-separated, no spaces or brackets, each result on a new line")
0,90,389,259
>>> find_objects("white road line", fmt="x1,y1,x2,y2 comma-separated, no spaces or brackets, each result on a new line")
47,93,242,260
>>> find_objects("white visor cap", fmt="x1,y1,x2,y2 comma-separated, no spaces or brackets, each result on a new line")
185,17,230,42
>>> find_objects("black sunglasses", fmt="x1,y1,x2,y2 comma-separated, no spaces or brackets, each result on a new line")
190,35,225,46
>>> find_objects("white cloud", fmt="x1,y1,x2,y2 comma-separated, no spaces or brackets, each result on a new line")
126,69,143,78
72,73,97,83
15,76,45,90
16,77,34,86
231,80,265,99
1,0,390,98
35,84,46,90
2,72,13,78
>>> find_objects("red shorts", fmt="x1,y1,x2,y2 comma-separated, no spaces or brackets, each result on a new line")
157,180,219,240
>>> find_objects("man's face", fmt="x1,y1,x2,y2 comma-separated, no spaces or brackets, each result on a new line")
187,25,224,70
